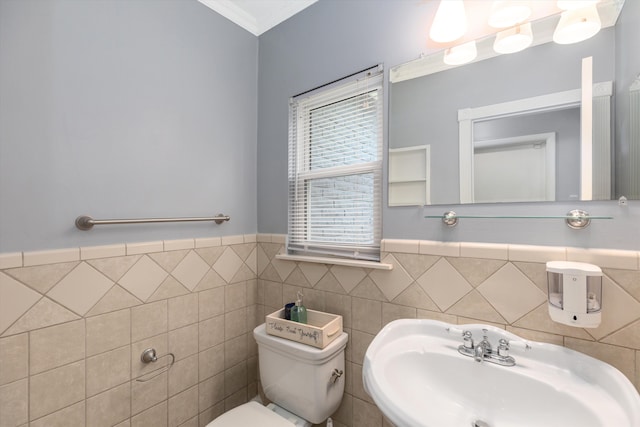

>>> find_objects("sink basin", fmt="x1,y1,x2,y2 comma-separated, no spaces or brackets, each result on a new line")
363,319,640,427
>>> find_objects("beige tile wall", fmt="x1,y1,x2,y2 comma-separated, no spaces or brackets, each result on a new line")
255,235,640,427
2,234,639,427
0,236,259,427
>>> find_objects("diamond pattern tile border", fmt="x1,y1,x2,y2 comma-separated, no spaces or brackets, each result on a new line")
47,263,113,316
417,258,472,311
477,263,546,324
118,256,168,302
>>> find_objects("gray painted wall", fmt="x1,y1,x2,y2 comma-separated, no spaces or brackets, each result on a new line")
1,0,637,253
257,0,640,250
0,0,258,253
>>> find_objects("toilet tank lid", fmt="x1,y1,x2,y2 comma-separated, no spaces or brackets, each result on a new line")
206,402,295,427
254,324,348,363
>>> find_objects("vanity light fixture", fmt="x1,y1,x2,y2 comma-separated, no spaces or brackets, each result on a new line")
488,0,532,28
553,4,602,44
443,40,478,65
429,0,467,43
493,22,533,54
557,0,599,10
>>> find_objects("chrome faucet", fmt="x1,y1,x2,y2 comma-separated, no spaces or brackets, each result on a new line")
457,329,519,367
479,329,492,357
473,341,486,362
472,330,492,363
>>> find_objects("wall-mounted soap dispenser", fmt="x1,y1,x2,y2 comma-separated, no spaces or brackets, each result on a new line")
546,261,602,328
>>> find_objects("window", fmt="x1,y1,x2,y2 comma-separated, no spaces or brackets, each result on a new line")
287,66,383,261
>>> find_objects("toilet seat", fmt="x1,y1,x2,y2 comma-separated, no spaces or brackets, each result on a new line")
206,401,296,427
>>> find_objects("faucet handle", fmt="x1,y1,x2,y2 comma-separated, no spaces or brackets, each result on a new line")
462,330,474,349
498,338,510,357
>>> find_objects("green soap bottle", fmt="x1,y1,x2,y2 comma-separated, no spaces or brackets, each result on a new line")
290,291,307,324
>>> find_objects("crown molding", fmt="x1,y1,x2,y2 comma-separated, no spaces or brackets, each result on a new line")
198,0,317,36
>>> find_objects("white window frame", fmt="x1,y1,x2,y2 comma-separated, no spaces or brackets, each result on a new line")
286,66,384,262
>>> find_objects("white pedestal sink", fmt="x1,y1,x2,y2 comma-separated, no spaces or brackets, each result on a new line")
363,319,640,427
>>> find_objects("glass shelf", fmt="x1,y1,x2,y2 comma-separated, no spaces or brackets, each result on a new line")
424,215,614,219
425,210,612,229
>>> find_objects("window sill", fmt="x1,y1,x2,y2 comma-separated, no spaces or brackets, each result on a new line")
275,253,393,270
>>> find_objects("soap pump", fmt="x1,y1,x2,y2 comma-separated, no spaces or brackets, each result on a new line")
546,261,602,328
290,291,308,324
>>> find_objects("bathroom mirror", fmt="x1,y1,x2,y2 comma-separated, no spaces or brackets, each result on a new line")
388,0,638,206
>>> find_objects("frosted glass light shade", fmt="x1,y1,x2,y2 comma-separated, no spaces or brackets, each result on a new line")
488,0,532,28
553,5,601,44
430,0,467,43
494,22,533,54
443,41,478,65
557,0,599,10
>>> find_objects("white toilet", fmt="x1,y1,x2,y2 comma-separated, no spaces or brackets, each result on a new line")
207,323,348,426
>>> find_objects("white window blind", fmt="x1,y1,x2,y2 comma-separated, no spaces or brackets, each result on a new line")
287,66,383,261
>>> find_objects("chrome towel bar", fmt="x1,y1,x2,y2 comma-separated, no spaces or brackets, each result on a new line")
75,214,230,230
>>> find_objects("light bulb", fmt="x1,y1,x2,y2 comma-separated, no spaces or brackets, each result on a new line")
488,0,532,28
553,4,601,44
494,22,533,54
430,0,467,43
443,41,477,65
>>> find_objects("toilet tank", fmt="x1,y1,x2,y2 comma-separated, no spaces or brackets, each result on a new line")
253,324,348,424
